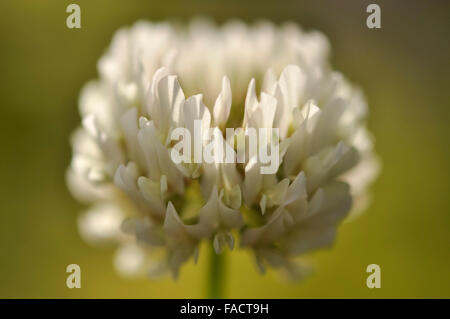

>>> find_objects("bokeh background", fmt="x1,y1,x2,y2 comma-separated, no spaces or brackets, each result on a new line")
0,0,449,298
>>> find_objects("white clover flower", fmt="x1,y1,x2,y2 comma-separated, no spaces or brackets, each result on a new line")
67,19,379,279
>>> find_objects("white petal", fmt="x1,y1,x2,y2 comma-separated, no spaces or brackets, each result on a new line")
309,98,346,155
78,203,124,244
121,217,164,246
304,142,359,192
198,186,243,233
278,64,306,109
247,93,277,129
147,71,185,134
265,178,289,206
213,231,235,254
120,108,144,166
137,176,166,216
138,119,185,193
183,94,211,141
272,84,292,139
283,101,321,177
114,162,140,198
244,78,258,126
262,68,277,94
260,194,267,215
243,156,263,205
114,244,147,277
213,76,232,126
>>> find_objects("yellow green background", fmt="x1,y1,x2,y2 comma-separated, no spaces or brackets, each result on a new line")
0,0,449,298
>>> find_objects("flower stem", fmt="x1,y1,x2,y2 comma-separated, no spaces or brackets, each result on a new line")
208,245,225,299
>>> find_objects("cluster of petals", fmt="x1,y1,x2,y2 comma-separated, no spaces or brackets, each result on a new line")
68,19,379,278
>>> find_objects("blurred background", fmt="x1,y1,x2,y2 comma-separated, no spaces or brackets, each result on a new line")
0,0,449,298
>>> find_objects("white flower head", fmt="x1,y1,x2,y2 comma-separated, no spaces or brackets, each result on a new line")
68,19,379,278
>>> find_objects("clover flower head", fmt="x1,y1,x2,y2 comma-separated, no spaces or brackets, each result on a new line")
67,19,379,278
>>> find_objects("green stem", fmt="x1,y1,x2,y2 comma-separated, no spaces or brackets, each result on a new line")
208,245,225,299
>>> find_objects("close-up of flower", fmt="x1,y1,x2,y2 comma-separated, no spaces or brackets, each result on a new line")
2,0,450,304
67,19,379,289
